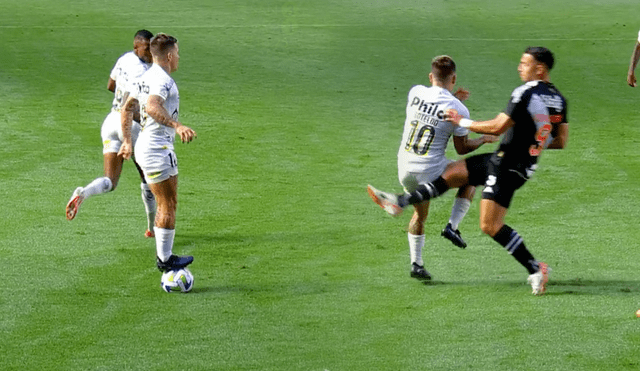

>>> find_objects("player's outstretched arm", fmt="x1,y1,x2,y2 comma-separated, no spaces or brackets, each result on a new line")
119,95,138,160
147,95,197,143
453,133,499,155
445,109,514,136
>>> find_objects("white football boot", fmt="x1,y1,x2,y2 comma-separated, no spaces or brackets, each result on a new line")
527,262,550,295
367,184,404,216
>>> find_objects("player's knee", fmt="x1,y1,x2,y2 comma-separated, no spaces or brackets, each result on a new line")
409,217,426,231
457,185,475,200
479,220,501,237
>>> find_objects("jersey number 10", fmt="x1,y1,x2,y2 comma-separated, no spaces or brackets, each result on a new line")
404,121,436,156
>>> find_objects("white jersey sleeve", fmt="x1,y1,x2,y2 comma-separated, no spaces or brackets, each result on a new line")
637,29,640,43
109,61,119,81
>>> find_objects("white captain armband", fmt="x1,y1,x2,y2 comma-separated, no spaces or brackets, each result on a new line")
459,118,473,128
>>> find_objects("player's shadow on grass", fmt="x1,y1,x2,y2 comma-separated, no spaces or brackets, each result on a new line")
420,278,639,295
545,279,639,296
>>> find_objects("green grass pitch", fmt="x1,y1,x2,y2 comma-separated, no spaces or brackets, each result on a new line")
1,0,640,370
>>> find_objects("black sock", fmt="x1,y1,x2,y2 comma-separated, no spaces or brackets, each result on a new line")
492,225,539,274
399,177,449,207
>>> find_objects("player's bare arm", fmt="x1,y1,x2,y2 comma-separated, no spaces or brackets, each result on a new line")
628,43,640,87
453,133,499,155
119,95,138,160
146,95,197,143
546,123,568,149
107,77,116,92
445,109,514,135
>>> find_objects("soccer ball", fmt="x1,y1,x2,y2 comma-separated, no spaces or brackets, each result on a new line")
161,268,194,293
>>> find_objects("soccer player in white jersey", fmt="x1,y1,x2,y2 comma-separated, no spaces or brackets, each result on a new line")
66,30,157,238
627,29,640,87
119,33,196,272
378,55,497,280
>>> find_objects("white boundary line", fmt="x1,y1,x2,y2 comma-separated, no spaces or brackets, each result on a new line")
0,25,631,41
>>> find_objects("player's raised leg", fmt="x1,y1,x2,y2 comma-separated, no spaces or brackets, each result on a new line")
367,184,404,216
66,153,121,220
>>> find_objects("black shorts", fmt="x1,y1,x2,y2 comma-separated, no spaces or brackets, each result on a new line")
465,153,528,208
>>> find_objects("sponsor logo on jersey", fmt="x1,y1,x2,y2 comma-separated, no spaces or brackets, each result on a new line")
410,97,445,120
540,94,564,111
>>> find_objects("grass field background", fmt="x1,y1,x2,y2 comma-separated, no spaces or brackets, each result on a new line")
1,0,640,370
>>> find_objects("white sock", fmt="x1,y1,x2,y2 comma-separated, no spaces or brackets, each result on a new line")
449,197,471,230
408,233,425,266
82,177,113,198
141,183,156,231
154,227,175,262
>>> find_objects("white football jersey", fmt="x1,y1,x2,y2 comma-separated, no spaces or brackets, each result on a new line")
397,85,470,172
109,51,151,112
133,64,180,152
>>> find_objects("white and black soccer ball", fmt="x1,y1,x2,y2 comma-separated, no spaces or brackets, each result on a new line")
161,268,194,293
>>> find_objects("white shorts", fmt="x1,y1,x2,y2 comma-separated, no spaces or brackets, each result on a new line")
134,146,179,184
100,111,141,154
397,158,451,192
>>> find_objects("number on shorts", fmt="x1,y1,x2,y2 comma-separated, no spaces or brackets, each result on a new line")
168,152,177,168
404,121,436,156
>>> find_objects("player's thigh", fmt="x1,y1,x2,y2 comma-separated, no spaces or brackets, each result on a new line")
464,153,493,187
100,112,122,154
397,162,445,193
480,164,527,209
149,175,178,206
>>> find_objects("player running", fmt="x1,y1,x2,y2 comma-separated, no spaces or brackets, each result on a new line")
66,30,157,238
368,47,569,295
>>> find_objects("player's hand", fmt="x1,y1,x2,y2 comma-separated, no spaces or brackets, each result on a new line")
628,72,637,87
118,141,133,160
176,124,197,143
444,109,463,125
481,134,500,143
453,88,470,101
